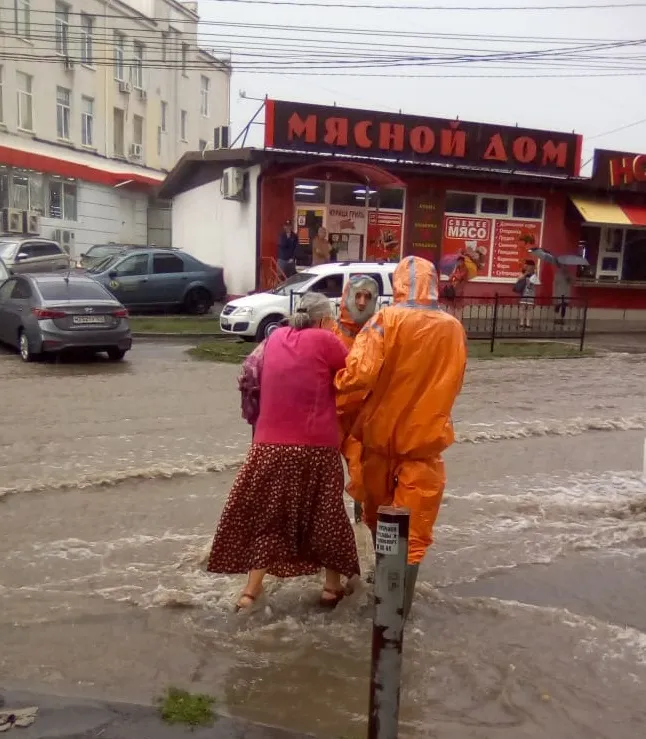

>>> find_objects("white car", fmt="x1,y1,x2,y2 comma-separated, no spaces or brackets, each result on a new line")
220,262,397,342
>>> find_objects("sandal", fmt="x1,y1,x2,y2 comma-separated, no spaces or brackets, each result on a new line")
319,587,345,609
235,592,258,612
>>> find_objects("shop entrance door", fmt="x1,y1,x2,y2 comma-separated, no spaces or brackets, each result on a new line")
295,207,325,267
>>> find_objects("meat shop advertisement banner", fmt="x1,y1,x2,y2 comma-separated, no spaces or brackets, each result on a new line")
264,99,582,176
442,216,542,281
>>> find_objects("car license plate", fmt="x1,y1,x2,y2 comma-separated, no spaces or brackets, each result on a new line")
72,315,106,324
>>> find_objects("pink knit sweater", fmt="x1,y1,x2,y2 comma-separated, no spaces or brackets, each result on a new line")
253,326,348,448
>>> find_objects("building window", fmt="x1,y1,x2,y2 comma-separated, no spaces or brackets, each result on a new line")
0,66,3,123
56,87,71,140
200,76,209,117
294,180,326,203
81,96,94,146
512,197,543,220
114,32,125,81
14,0,30,38
133,114,143,146
131,41,144,89
55,2,70,56
113,107,125,156
480,197,509,216
199,139,207,151
12,174,29,209
445,192,477,214
161,31,168,62
9,173,43,213
160,101,168,132
622,229,646,282
16,71,33,131
80,14,93,65
48,180,77,220
180,110,187,141
181,43,189,74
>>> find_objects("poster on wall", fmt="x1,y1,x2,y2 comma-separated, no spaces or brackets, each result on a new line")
407,190,445,261
441,216,492,278
367,211,403,261
491,220,543,279
327,206,366,235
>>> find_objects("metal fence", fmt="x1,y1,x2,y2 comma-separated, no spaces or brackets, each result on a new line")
443,295,588,352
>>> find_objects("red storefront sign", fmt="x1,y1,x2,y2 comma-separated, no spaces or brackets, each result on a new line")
592,149,646,190
491,221,542,279
442,216,492,277
367,211,403,261
265,99,582,176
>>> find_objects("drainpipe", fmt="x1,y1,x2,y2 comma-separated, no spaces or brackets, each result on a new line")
104,0,110,157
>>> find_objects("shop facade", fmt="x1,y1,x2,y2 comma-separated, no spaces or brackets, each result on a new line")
161,99,646,311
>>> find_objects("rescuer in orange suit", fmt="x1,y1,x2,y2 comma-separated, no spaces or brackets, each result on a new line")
335,256,467,618
330,274,379,522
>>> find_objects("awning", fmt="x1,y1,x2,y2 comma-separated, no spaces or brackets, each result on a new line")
274,160,405,188
570,195,646,227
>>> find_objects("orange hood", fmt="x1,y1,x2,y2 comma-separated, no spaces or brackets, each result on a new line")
393,256,439,307
335,274,379,343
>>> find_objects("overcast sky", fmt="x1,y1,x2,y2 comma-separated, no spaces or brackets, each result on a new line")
198,0,646,171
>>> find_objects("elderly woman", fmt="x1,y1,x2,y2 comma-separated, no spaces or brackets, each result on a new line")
207,292,360,611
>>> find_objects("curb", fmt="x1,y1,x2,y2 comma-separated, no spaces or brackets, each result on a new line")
132,333,232,341
0,688,316,739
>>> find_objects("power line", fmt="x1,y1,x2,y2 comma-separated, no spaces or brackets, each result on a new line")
205,0,646,9
588,117,646,139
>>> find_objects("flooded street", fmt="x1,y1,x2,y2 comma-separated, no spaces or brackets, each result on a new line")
1,341,646,737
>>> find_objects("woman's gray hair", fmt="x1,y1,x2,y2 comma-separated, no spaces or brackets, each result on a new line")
289,292,333,330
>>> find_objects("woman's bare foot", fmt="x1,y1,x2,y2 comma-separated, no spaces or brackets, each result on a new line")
235,590,261,612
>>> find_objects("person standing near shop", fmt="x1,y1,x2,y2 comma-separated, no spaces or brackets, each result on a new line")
553,263,572,325
516,260,539,329
312,226,331,266
277,220,298,278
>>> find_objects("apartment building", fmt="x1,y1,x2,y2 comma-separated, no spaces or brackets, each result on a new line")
0,0,230,255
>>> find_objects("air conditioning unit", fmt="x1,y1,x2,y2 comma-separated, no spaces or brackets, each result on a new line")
63,57,74,71
213,125,230,150
130,143,143,159
2,208,24,233
23,211,40,235
52,229,75,254
138,89,147,101
118,80,132,94
222,167,246,201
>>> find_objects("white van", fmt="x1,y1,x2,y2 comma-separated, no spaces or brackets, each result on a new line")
220,261,397,342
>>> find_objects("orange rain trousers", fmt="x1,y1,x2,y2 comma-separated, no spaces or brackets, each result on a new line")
361,452,446,564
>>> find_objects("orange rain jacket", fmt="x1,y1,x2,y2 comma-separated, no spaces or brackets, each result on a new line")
335,257,467,564
331,275,379,503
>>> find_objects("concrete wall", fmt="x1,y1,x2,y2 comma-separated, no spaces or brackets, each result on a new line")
172,165,259,296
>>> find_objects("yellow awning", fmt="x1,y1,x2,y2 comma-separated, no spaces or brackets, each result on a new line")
570,196,632,226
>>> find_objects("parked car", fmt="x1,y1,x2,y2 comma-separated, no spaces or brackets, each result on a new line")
85,248,226,314
0,258,8,283
0,273,132,362
220,262,396,342
77,243,176,269
0,236,71,274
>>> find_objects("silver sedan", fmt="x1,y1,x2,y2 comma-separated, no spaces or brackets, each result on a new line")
0,273,132,362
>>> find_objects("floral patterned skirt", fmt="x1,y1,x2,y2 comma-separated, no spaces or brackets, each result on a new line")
207,443,360,579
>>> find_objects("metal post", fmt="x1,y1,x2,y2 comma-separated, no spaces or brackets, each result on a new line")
368,506,410,739
579,302,588,352
490,293,499,353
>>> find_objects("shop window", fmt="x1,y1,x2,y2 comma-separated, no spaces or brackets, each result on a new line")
331,183,369,206
622,230,646,282
375,188,404,210
480,196,509,215
513,197,543,220
0,173,8,209
294,180,325,203
309,274,343,298
11,174,29,210
445,192,477,214
578,226,600,279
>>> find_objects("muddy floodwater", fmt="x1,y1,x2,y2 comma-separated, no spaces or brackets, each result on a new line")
1,341,646,738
